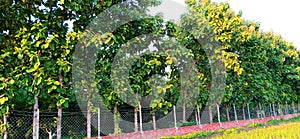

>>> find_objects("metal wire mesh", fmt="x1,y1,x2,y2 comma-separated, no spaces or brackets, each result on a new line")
4,103,300,138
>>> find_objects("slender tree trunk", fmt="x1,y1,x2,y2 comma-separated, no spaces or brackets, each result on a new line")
209,107,213,124
272,103,276,116
33,94,39,139
57,107,62,139
182,91,187,123
134,91,138,132
256,104,260,118
113,105,120,134
134,107,138,132
258,103,264,119
195,110,199,125
139,104,143,136
285,102,288,115
269,104,274,120
233,104,238,123
173,106,178,131
197,105,202,129
247,103,251,120
3,114,8,139
152,113,156,130
216,104,222,127
97,108,101,139
87,98,91,138
182,104,186,123
46,129,52,139
226,105,230,122
292,102,296,113
242,106,246,120
277,103,282,116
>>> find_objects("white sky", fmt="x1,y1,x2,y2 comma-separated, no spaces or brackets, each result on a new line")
175,0,300,49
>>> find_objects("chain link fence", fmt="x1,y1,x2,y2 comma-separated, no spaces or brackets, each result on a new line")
4,102,300,138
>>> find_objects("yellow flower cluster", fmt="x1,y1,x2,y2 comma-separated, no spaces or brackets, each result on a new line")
213,122,300,139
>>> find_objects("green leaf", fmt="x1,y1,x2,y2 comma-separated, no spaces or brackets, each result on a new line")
7,79,14,85
54,81,60,86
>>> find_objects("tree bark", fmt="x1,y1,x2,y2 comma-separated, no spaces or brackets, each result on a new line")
182,91,187,123
87,98,91,138
182,104,186,123
195,110,199,125
277,103,282,116
209,107,213,124
113,105,119,134
152,113,156,130
216,104,222,127
33,94,39,139
134,91,138,132
233,104,238,123
134,106,138,132
226,104,230,122
247,103,251,120
57,107,62,139
197,105,202,129
256,104,260,118
272,103,276,116
3,114,8,139
242,106,246,120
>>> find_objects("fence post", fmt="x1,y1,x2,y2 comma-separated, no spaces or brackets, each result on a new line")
139,104,143,137
216,104,222,128
247,103,251,121
197,105,202,129
98,108,101,139
173,105,178,132
233,104,238,124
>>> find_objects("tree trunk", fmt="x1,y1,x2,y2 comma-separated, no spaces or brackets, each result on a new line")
134,91,138,132
3,114,8,139
139,104,143,136
292,102,296,113
197,105,202,129
113,105,119,134
33,94,39,139
134,106,138,132
152,113,156,130
242,106,246,120
182,91,187,123
216,104,222,127
233,104,238,123
272,103,276,116
256,104,260,118
226,105,230,122
46,129,52,139
98,108,101,139
277,103,282,116
87,98,91,138
57,107,62,139
209,107,213,124
182,104,186,123
195,110,199,125
269,104,274,119
247,103,251,120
